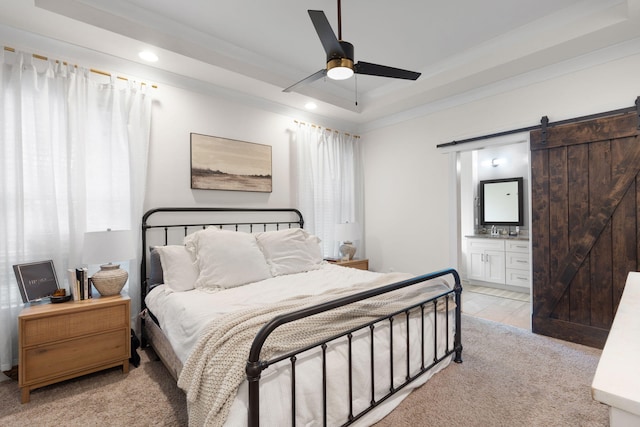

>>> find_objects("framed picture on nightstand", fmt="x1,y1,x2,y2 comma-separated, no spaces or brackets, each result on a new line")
13,260,60,303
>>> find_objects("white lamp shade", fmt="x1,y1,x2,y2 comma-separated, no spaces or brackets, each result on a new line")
335,222,361,242
83,229,135,265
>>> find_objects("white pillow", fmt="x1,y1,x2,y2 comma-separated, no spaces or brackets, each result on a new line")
185,227,272,290
154,245,199,293
256,228,323,276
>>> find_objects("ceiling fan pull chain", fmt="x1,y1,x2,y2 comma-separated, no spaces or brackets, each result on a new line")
355,74,358,106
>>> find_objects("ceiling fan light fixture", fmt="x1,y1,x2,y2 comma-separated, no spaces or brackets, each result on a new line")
326,58,354,80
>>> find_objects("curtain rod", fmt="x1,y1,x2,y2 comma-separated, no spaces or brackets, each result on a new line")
436,97,640,149
294,120,360,139
3,46,158,89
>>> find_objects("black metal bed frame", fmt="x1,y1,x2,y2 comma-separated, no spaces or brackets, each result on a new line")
140,207,462,427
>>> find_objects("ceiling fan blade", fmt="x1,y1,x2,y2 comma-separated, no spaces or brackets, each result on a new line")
308,10,345,59
283,69,327,93
355,61,421,80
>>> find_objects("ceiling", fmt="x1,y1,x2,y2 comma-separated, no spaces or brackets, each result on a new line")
1,0,640,131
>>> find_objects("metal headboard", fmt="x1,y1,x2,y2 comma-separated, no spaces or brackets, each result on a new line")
140,207,304,307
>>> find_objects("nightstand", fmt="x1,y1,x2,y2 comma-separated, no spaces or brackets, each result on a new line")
18,294,130,403
328,258,369,270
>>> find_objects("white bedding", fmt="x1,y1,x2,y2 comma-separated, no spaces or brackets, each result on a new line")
145,263,384,363
145,263,456,426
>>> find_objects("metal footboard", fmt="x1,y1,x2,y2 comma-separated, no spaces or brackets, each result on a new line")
246,268,463,427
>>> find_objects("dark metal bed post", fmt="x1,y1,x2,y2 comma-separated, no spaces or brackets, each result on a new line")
140,211,151,347
453,273,463,363
246,361,263,427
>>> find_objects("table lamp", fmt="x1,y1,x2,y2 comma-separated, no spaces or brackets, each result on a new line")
335,222,361,260
83,229,134,296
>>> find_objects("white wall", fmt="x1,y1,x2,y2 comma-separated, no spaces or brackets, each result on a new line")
144,84,296,212
362,50,640,276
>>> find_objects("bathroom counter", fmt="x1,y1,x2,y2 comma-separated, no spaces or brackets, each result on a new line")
465,234,529,241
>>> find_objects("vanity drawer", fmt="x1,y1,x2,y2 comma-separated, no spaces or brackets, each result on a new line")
506,268,530,287
505,240,529,253
467,238,505,251
506,252,529,270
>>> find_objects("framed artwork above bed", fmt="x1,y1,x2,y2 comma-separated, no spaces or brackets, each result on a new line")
190,133,272,193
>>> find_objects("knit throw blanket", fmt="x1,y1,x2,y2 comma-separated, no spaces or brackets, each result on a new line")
177,272,453,427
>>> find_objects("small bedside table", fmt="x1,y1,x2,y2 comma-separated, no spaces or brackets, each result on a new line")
328,258,369,270
18,294,130,403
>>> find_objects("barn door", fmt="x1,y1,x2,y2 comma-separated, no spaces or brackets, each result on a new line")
530,111,640,348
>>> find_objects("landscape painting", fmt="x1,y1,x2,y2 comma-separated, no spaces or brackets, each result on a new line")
190,133,272,192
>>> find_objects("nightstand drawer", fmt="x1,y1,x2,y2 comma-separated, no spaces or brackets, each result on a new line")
21,304,128,347
22,329,129,384
328,258,369,270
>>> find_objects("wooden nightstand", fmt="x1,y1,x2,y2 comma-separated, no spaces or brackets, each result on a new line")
18,294,130,403
328,258,369,270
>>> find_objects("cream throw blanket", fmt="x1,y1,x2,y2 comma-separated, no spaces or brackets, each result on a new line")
177,272,453,427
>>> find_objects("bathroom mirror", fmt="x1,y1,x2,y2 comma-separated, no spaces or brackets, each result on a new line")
480,177,524,226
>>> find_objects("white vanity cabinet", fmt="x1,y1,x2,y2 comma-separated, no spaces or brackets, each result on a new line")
466,238,506,284
466,236,530,289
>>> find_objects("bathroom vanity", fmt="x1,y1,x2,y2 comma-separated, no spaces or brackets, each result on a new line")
466,235,530,291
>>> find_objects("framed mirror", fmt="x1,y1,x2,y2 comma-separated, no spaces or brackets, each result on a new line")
480,177,524,226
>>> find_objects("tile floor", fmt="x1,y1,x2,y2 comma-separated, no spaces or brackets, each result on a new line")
462,284,532,330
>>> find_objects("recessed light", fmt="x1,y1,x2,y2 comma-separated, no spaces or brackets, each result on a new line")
305,102,317,110
138,51,158,62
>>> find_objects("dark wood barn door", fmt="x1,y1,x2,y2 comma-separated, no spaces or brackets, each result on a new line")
530,111,640,348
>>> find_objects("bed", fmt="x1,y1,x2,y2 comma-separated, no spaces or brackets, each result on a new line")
140,207,462,427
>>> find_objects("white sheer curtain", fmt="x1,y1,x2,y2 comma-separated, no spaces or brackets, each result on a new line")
293,122,364,258
0,50,152,371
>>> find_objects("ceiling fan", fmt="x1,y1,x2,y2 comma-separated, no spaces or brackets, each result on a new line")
283,0,421,93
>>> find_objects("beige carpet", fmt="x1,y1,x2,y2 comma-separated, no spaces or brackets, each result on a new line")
0,315,607,426
374,315,607,427
0,350,188,426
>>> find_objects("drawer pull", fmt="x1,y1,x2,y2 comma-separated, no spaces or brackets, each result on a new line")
516,260,528,263
516,276,528,280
